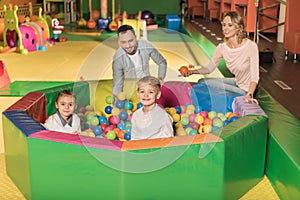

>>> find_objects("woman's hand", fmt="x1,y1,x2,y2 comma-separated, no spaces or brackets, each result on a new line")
179,69,194,77
245,93,258,104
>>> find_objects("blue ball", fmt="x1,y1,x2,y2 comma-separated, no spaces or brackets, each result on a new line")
137,102,143,109
189,129,198,135
93,126,102,136
223,119,230,126
117,122,126,130
175,106,181,114
194,105,202,113
124,133,131,140
105,105,112,114
125,126,132,133
116,100,125,109
230,116,239,122
119,111,128,120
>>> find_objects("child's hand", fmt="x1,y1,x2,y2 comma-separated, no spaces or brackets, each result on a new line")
72,131,80,135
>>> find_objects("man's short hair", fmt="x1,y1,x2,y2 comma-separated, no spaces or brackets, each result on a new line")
117,24,135,36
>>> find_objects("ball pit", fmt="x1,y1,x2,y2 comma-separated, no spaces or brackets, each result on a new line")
79,91,241,140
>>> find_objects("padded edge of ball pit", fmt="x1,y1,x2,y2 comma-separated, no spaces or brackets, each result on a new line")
5,92,47,123
259,89,300,199
157,81,196,107
121,133,222,150
211,115,268,199
190,82,243,113
232,96,267,117
29,130,123,150
3,80,269,199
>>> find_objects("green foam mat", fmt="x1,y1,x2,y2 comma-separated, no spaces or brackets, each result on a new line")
0,81,73,96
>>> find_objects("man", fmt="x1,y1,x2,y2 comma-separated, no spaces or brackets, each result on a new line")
112,25,167,97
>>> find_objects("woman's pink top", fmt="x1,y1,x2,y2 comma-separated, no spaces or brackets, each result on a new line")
206,39,259,92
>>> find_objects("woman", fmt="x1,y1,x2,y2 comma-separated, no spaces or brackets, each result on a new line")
181,11,259,104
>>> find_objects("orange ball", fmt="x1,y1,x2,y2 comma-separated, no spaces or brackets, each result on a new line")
203,118,212,126
179,66,189,75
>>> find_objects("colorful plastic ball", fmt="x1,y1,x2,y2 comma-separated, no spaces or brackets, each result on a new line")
124,132,131,140
203,118,212,126
85,105,94,111
137,102,143,109
104,126,114,133
203,124,212,133
186,108,194,115
175,106,181,114
100,124,107,131
194,105,202,113
230,116,239,122
180,106,187,114
86,113,95,121
79,107,86,114
93,126,102,136
109,115,120,125
211,126,219,132
119,111,129,121
185,127,193,134
199,111,208,118
105,105,112,114
90,116,100,126
172,113,181,123
189,129,198,135
223,120,230,126
179,66,189,75
111,107,121,116
208,111,217,119
180,116,189,126
124,101,133,110
125,126,132,133
190,122,200,130
105,96,114,104
117,92,126,101
228,113,239,120
116,130,126,139
98,115,107,124
106,130,116,140
195,115,204,124
212,117,223,127
187,104,195,111
117,122,126,130
116,100,125,109
188,113,196,123
168,107,177,115
217,113,227,121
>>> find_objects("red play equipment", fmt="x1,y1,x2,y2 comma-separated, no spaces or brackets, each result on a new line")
0,60,11,88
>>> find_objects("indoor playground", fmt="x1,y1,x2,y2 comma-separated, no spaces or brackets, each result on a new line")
0,0,299,200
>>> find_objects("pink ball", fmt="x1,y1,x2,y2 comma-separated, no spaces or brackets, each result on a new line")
79,107,86,114
199,111,208,118
104,126,114,133
188,113,196,123
109,115,120,125
190,122,200,130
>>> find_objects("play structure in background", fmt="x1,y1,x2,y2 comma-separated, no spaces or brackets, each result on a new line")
0,2,68,54
0,4,51,54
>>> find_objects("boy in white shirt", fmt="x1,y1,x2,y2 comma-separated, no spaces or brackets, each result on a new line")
131,76,174,140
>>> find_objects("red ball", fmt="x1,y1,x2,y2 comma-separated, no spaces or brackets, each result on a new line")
179,66,189,75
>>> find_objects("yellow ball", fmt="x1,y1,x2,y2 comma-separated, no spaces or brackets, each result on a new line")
187,104,195,111
168,107,177,115
195,114,204,124
186,108,194,115
172,113,181,122
117,92,126,101
111,107,120,116
85,105,94,111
